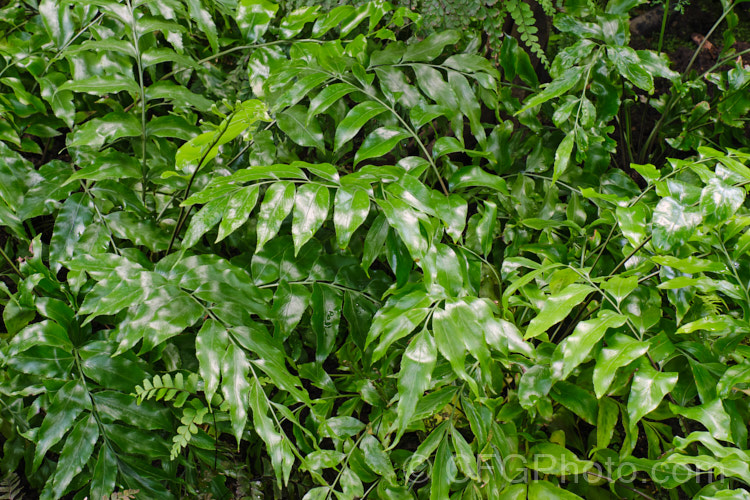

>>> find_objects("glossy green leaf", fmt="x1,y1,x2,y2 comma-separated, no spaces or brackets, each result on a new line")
354,125,410,165
223,343,251,445
310,283,342,361
334,185,370,249
334,100,389,151
552,310,627,380
528,481,584,499
237,0,279,42
43,413,99,500
33,381,88,472
402,30,460,62
64,150,140,184
292,184,329,254
249,376,294,486
256,181,296,251
607,46,654,92
652,197,702,252
115,285,202,354
597,397,620,449
216,185,259,242
616,203,650,246
717,363,750,398
448,165,509,195
89,445,117,500
553,131,575,182
272,281,311,339
700,177,745,226
60,75,139,95
308,82,357,120
277,105,324,150
593,334,650,398
627,362,678,427
518,67,581,113
527,442,593,475
366,289,432,360
395,330,436,439
196,320,229,405
526,283,593,339
50,193,95,273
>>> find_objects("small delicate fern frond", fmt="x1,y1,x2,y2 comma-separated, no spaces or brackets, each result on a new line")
171,400,210,459
0,472,24,500
507,0,550,68
134,372,200,407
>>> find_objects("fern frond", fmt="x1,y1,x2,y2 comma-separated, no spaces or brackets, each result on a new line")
171,400,210,459
507,0,550,68
0,472,24,500
134,372,200,407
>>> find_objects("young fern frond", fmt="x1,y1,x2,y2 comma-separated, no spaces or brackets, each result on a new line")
134,372,200,408
507,0,550,69
172,400,211,459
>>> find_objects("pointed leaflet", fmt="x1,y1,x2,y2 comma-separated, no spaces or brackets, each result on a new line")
553,131,575,182
33,381,88,472
551,311,627,381
652,197,702,252
89,445,117,500
377,197,429,259
593,333,650,398
277,105,324,150
43,413,99,500
627,361,678,428
256,181,296,251
196,320,230,405
116,285,202,355
334,185,370,249
50,193,95,273
598,397,620,449
186,0,218,52
525,283,593,339
231,324,310,404
308,82,357,120
527,442,593,475
360,435,397,485
433,303,478,396
292,184,329,255
59,75,139,96
182,196,228,249
222,343,251,445
395,330,436,440
448,71,486,145
430,439,453,500
700,177,744,226
249,377,294,487
528,481,584,499
217,185,259,242
353,126,410,166
402,30,460,62
334,101,389,151
272,281,311,339
237,0,279,42
670,399,732,443
310,283,342,362
367,288,433,361
518,67,581,113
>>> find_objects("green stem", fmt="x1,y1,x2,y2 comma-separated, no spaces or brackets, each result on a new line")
0,244,22,278
166,114,235,254
656,0,670,55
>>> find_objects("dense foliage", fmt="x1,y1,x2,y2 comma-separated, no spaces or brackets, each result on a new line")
1,0,750,498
